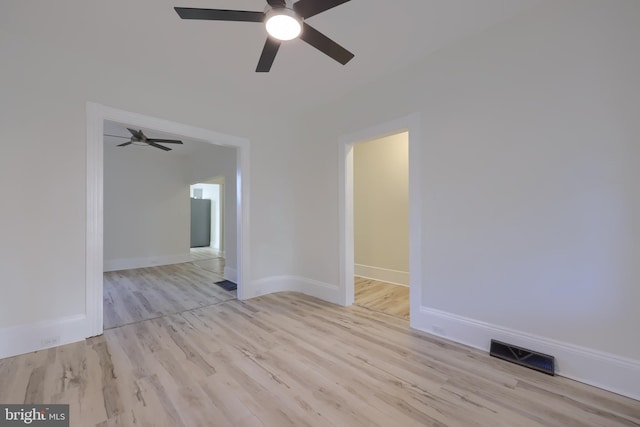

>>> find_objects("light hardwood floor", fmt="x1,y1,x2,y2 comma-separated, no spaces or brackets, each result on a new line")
103,250,231,329
354,276,410,320
189,247,220,261
1,290,638,426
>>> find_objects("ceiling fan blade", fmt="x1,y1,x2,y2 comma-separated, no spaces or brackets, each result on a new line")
104,134,130,139
117,141,133,147
148,142,172,151
293,0,351,19
148,139,183,144
174,7,264,22
256,37,281,72
266,0,286,7
300,23,354,65
127,128,144,140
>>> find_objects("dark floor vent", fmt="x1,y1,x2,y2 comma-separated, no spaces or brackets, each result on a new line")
490,339,555,376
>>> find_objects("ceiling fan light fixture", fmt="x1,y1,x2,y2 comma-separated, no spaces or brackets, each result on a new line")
174,0,355,72
265,8,302,41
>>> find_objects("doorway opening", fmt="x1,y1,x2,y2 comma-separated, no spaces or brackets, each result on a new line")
189,180,225,278
353,132,409,320
86,102,250,337
339,113,422,327
101,120,241,329
190,181,223,254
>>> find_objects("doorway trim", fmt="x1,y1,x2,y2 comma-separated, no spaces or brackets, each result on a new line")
338,113,421,326
86,102,251,337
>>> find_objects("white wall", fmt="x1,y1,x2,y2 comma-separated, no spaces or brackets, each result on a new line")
191,183,218,202
354,132,409,285
103,144,191,270
0,0,298,333
290,0,640,398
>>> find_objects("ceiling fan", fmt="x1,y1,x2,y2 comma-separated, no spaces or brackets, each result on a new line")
174,0,354,72
104,128,184,151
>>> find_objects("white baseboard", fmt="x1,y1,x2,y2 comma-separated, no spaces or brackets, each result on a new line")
354,264,409,287
412,306,640,401
251,276,341,305
0,314,90,360
224,266,237,282
4,285,636,401
104,253,191,272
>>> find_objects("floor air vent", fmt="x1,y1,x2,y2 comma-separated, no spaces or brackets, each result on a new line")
489,339,555,376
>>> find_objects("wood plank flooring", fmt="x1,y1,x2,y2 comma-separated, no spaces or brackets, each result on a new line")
189,247,221,262
190,247,226,276
1,291,638,426
355,276,410,320
103,252,231,329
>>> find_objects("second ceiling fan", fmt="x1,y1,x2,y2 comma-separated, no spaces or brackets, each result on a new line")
174,0,354,72
106,128,184,151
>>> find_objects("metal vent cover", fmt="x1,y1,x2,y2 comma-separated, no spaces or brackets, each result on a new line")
490,339,555,376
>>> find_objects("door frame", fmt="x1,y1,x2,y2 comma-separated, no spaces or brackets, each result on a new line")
338,113,422,326
86,102,251,337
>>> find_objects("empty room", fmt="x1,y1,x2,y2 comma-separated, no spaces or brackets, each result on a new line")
1,0,639,426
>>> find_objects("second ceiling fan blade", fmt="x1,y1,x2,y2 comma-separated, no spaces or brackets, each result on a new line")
148,142,172,151
300,23,354,65
174,7,265,22
148,139,183,144
256,38,281,72
293,0,351,19
117,141,133,147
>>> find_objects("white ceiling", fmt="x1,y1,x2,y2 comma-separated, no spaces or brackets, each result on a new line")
100,0,546,153
87,0,546,116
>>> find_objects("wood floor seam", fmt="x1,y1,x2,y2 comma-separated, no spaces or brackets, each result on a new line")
104,297,239,331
